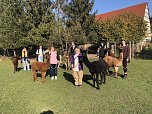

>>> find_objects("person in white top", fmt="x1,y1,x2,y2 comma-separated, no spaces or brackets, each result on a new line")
36,45,44,62
71,48,83,87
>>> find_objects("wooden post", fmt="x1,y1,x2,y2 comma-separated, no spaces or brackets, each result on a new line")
106,42,109,55
129,41,131,60
132,41,134,59
114,42,117,56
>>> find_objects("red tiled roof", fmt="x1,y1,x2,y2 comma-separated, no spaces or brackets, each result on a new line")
96,3,147,21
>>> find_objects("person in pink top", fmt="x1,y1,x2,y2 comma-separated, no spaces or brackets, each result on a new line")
49,46,60,80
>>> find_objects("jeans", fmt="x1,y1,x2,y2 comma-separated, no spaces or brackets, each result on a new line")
22,58,30,71
38,56,43,62
50,64,57,77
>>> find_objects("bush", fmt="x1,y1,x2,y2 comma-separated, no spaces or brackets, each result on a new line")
139,45,152,59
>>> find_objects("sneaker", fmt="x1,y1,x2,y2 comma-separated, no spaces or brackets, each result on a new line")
51,76,54,80
123,74,127,79
78,85,82,87
54,76,57,80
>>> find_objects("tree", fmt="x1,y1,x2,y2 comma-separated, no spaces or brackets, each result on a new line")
63,0,96,44
0,0,26,49
20,0,58,46
95,12,147,43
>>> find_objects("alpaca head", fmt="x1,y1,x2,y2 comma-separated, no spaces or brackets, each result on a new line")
79,44,93,50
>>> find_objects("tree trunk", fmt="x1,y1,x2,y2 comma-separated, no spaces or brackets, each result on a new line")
114,42,117,56
129,41,131,60
132,41,135,59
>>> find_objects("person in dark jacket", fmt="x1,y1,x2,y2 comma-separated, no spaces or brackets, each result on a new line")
122,40,130,79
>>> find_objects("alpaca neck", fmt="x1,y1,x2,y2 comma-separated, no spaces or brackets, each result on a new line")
46,59,50,67
82,50,92,68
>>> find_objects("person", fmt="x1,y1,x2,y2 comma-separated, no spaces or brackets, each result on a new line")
49,46,60,80
122,40,130,79
99,43,107,59
71,48,83,87
36,45,44,62
22,47,30,71
97,47,100,56
69,42,77,57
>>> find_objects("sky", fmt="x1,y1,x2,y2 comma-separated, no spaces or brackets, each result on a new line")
93,0,152,16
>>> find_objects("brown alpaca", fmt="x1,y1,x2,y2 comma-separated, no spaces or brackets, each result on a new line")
62,51,70,70
103,52,123,78
31,55,50,83
64,54,70,70
12,56,19,73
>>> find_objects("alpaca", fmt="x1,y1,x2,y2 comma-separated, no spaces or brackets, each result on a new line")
103,52,123,78
62,51,70,70
31,54,50,83
81,44,108,90
12,56,19,73
63,54,70,70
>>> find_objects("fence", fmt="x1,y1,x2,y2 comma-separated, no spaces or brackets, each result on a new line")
107,41,151,60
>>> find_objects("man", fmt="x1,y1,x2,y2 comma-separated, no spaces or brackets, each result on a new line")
36,45,44,62
122,40,130,79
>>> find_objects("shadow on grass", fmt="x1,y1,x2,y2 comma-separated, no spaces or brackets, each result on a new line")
63,71,94,87
63,72,74,85
36,69,50,78
40,110,54,114
108,70,123,78
83,74,94,87
17,67,23,72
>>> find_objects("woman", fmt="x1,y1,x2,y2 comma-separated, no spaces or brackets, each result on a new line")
71,48,83,87
36,45,44,62
49,46,60,80
22,47,30,71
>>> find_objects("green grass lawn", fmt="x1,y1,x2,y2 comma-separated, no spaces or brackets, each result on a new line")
0,59,152,114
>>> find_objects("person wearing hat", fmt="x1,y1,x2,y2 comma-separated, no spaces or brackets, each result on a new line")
122,40,130,78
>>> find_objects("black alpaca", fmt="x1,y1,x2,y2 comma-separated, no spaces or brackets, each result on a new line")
81,45,108,89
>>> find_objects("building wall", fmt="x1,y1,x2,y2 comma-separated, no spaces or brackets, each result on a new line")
143,4,151,42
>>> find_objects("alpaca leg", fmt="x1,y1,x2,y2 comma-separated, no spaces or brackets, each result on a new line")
103,73,106,84
107,67,110,76
96,73,100,90
14,65,16,73
32,71,36,81
65,63,67,70
92,74,95,87
16,65,18,72
32,71,38,82
114,67,119,78
41,72,46,83
99,73,102,85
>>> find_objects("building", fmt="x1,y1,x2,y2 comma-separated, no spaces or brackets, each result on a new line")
96,3,151,46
